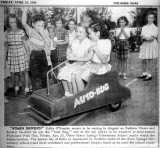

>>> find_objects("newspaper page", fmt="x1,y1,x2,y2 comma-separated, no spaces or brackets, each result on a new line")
0,0,159,147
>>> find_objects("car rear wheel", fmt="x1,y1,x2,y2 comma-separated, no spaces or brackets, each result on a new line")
107,100,122,112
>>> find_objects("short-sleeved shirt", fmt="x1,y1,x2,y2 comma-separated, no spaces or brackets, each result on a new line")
54,28,69,41
116,27,130,39
68,30,77,46
91,39,111,63
71,37,91,57
141,23,158,38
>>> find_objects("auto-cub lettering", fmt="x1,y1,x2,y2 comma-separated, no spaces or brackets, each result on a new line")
74,83,109,108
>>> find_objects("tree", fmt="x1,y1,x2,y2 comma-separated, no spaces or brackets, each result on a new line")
129,8,158,27
81,7,116,29
4,7,76,28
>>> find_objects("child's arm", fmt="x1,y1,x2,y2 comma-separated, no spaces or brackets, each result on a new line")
55,35,69,45
38,28,51,48
92,46,108,64
4,41,8,68
21,7,31,34
116,28,123,39
52,38,57,48
121,27,129,39
23,39,30,56
68,46,94,62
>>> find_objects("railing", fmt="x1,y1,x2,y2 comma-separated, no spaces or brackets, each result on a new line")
47,60,68,96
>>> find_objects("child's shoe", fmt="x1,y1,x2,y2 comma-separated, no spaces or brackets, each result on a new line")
65,92,73,97
118,72,122,78
122,73,127,80
22,88,30,97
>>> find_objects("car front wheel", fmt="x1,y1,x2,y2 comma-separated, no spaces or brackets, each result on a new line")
107,100,122,112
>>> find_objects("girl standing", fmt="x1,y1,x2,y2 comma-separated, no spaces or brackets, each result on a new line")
22,8,51,90
70,22,112,93
5,14,30,96
116,16,130,80
68,19,77,46
137,11,158,81
57,24,92,96
54,17,69,65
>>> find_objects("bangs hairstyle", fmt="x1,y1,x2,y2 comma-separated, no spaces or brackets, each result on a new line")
32,14,45,24
88,22,110,39
6,14,24,30
147,11,157,20
117,16,129,27
77,23,89,36
68,18,77,25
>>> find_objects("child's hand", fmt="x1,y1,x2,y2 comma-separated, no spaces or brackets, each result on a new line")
45,48,51,56
38,28,45,36
67,54,75,61
89,45,97,52
121,27,124,32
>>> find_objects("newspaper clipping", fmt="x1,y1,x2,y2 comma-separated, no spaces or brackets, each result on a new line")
0,0,159,147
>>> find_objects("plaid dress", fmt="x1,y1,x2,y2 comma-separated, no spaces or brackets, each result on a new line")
116,39,129,59
54,28,69,64
5,29,28,73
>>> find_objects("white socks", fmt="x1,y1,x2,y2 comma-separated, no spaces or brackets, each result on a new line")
142,72,151,77
65,91,73,97
15,86,19,92
147,73,151,77
25,87,29,92
142,72,148,76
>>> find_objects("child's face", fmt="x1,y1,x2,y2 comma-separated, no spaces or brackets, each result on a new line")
48,28,55,38
56,20,63,29
68,21,75,31
147,14,155,24
88,28,99,42
77,26,87,40
9,18,17,30
33,21,45,32
119,19,126,27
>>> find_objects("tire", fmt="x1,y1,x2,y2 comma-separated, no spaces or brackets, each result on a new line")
107,100,122,112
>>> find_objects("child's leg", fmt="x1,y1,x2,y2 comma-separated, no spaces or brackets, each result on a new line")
10,72,15,88
118,59,122,76
67,81,73,94
4,78,9,103
75,74,85,92
123,59,127,74
62,80,69,93
71,74,78,94
147,59,153,78
14,73,20,94
137,59,147,78
24,69,30,93
122,59,128,80
142,59,147,73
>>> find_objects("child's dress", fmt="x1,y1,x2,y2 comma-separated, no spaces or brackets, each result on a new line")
68,30,77,46
57,37,91,82
5,29,28,73
54,28,69,64
116,27,130,59
77,39,112,82
139,23,158,59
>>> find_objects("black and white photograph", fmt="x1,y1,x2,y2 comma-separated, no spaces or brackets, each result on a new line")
0,0,159,147
3,6,158,126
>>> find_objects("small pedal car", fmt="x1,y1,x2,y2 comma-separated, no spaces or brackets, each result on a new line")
26,61,131,124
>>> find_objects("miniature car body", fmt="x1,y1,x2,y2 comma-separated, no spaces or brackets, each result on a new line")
27,66,131,124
